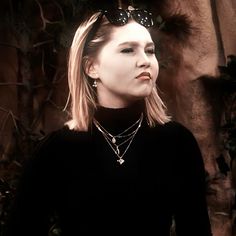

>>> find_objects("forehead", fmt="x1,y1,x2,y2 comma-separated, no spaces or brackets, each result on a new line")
109,21,153,45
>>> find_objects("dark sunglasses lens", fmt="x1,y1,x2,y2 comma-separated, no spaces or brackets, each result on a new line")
131,10,154,27
104,9,128,26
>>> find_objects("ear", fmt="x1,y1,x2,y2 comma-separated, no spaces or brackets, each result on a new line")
83,57,99,79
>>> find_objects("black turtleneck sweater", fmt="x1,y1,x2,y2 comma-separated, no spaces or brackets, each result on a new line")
6,102,212,236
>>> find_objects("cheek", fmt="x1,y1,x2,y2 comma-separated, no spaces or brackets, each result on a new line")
100,56,126,74
105,60,132,78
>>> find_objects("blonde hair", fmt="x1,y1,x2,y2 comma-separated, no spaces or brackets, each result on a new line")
66,12,171,131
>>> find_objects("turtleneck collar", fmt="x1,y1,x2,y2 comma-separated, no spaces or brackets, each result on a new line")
93,100,145,134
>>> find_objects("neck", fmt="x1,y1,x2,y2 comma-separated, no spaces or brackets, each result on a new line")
94,100,145,133
97,97,143,109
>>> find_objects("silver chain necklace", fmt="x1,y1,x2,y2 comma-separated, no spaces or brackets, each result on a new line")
93,113,143,165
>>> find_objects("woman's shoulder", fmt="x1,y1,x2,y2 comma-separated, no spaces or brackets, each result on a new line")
159,121,201,150
148,120,199,149
153,120,193,137
21,126,91,172
161,120,189,130
38,125,89,144
33,126,90,158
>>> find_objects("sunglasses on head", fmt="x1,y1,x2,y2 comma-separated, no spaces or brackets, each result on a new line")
103,8,154,28
83,7,154,54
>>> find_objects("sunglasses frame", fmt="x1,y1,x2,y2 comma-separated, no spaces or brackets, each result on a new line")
103,8,154,28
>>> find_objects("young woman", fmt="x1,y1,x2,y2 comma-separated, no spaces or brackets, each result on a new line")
6,6,212,236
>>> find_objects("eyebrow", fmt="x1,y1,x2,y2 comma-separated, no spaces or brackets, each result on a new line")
118,41,155,47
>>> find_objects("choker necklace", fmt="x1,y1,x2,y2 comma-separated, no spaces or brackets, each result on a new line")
93,113,143,165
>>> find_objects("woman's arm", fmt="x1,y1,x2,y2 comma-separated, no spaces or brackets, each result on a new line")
172,123,212,236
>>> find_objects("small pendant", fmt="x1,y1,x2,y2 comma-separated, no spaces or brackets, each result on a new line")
116,146,120,155
117,159,125,165
112,137,116,143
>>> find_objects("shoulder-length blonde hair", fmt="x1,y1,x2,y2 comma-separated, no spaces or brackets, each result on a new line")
66,12,171,131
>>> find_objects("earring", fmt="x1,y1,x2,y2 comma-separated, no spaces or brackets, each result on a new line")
92,80,97,88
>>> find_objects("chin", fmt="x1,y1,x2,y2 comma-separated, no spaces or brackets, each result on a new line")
138,88,153,97
134,91,152,100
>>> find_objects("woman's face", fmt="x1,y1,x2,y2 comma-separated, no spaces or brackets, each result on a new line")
90,21,159,108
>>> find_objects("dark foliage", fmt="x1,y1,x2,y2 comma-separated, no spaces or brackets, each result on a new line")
199,55,236,177
219,55,236,80
219,55,236,159
166,14,194,41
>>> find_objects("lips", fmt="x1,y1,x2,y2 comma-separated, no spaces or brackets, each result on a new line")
136,72,151,80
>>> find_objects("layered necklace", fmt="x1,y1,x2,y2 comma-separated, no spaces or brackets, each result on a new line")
93,113,143,165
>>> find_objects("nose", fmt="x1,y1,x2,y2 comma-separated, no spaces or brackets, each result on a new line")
136,52,151,68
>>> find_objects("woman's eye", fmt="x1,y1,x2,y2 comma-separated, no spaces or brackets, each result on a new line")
121,48,134,53
146,48,155,54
